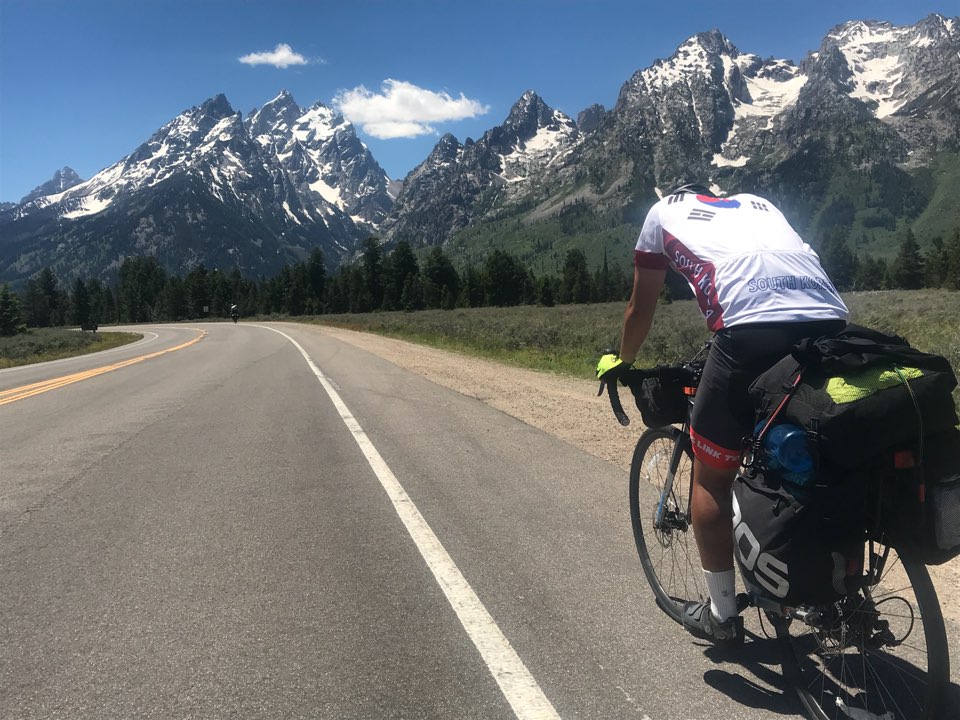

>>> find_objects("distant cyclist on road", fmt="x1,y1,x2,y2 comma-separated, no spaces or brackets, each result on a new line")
597,183,848,643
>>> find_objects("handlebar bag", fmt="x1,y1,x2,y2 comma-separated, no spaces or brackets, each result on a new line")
632,375,687,427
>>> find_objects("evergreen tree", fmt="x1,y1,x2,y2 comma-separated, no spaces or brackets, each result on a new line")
183,264,211,318
536,275,556,307
400,273,425,312
161,277,187,320
440,285,456,310
890,229,925,289
209,269,234,317
23,267,61,327
347,264,369,312
382,241,419,310
0,284,26,336
325,274,349,314
103,286,117,324
457,264,485,308
944,229,960,291
422,277,440,309
560,248,592,304
22,278,48,328
595,249,613,302
818,229,857,291
854,255,888,290
923,236,948,289
608,263,631,302
70,277,91,327
118,256,166,322
306,248,327,312
360,237,384,311
422,247,459,308
483,250,528,306
38,267,65,325
286,263,309,316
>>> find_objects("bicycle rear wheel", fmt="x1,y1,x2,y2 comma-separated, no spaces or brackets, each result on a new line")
775,543,949,720
629,426,705,624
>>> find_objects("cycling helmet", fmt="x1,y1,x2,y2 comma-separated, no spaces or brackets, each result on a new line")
669,182,717,198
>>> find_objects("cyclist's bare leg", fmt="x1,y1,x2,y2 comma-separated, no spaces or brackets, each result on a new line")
690,459,740,622
691,459,735,571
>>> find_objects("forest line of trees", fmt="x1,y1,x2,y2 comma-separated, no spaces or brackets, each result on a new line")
2,227,960,338
0,239,631,336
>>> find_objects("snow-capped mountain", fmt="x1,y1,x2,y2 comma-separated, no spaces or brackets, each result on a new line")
246,90,394,228
386,13,960,253
0,92,391,282
820,15,960,151
382,90,583,247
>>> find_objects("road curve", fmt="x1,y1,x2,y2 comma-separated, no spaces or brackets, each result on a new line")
2,321,953,719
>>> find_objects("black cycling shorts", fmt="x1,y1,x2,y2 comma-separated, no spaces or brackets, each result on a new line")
690,319,847,470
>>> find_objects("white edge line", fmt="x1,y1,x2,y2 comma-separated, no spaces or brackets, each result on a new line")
255,324,561,720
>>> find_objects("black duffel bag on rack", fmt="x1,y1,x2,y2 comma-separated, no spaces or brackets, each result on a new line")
748,324,958,470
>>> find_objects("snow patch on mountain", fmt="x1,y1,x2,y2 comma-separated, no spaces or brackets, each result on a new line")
642,35,716,89
62,194,114,219
830,21,910,118
498,108,578,182
734,57,807,119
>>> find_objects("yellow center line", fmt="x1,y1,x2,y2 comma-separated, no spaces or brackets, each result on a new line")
0,330,207,407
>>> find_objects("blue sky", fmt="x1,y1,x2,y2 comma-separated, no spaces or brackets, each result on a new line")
0,0,954,202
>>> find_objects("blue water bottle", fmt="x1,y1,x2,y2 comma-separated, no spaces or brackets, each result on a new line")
761,423,814,492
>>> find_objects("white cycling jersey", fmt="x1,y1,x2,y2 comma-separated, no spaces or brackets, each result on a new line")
635,192,849,331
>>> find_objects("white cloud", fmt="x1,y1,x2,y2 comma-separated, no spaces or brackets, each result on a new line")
333,79,489,139
238,43,308,69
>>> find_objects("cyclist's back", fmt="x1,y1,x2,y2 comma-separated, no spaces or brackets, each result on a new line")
634,190,847,331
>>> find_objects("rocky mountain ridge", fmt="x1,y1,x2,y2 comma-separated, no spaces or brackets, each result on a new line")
2,13,958,284
0,92,391,282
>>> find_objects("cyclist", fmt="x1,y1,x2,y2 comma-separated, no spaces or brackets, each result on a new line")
598,183,848,643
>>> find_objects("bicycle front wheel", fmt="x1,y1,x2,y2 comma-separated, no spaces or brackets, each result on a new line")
775,544,949,720
629,426,705,624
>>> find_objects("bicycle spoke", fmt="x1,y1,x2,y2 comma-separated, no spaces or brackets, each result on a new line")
780,542,946,720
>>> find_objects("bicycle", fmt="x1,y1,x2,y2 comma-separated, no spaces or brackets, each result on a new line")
602,347,951,720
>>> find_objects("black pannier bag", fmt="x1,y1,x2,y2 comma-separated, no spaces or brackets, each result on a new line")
869,427,960,565
733,468,865,604
749,324,959,469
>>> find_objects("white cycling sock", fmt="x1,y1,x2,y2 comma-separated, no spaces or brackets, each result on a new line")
704,569,738,621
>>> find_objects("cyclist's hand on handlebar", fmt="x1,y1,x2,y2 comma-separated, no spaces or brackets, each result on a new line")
596,352,633,426
596,353,633,384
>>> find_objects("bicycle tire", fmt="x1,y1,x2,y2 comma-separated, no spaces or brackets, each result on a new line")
629,426,706,625
775,544,949,720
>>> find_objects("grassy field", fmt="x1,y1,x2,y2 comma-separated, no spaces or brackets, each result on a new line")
304,290,960,386
0,329,141,369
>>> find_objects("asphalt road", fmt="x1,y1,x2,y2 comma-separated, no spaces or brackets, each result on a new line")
1,322,956,719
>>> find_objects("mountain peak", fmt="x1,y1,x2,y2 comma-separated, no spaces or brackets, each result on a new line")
690,29,738,56
502,91,557,138
247,91,304,138
199,93,236,119
19,166,84,204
